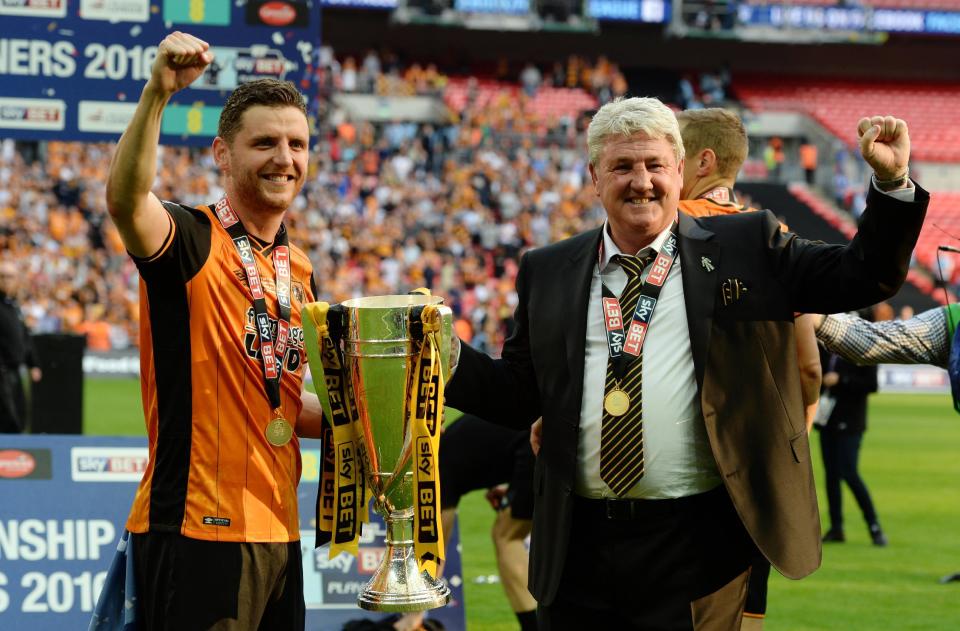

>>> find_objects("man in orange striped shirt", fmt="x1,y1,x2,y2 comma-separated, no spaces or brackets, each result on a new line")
105,32,324,630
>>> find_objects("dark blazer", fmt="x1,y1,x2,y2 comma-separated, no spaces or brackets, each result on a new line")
823,356,879,434
446,185,928,606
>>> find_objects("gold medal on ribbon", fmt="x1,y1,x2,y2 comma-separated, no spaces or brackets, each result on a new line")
604,389,630,416
266,417,294,446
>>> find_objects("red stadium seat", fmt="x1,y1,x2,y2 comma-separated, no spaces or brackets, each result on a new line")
913,192,960,272
735,76,960,162
444,78,598,120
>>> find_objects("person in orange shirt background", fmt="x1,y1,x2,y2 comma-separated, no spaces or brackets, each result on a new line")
800,138,819,186
678,108,823,630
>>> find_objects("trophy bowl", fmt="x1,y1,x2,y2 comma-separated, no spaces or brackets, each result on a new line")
339,294,452,612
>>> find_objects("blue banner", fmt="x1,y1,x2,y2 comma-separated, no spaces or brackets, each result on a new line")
0,435,466,630
587,0,669,23
736,4,960,36
318,0,671,22
0,0,321,145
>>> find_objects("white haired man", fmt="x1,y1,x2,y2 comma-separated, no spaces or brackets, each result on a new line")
444,97,926,629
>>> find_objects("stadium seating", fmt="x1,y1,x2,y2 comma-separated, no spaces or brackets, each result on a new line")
783,182,948,303
735,77,960,162
444,78,598,120
842,187,960,291
911,192,960,271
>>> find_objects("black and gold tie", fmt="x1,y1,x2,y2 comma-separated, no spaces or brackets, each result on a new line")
600,253,653,496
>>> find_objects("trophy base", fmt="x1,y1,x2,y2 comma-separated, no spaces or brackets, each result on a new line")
357,534,450,612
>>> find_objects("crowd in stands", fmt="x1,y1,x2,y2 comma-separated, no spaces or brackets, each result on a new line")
317,46,627,105
1,52,944,354
0,82,603,354
0,140,138,351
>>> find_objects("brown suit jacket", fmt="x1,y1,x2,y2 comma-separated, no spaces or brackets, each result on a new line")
446,184,928,605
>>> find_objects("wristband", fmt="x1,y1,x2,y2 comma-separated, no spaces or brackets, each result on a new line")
873,168,910,192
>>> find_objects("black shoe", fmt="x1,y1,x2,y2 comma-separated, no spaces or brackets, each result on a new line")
822,529,845,542
869,524,888,547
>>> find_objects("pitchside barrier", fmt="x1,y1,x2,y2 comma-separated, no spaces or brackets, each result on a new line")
0,435,467,630
79,349,952,394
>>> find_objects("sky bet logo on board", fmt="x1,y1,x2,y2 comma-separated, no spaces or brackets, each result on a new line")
71,447,149,482
0,0,67,18
0,98,65,131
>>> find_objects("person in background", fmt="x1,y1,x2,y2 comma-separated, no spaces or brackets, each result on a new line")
0,261,41,433
816,306,886,547
799,138,818,186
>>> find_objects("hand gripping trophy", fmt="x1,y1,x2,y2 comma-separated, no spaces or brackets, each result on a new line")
302,292,453,612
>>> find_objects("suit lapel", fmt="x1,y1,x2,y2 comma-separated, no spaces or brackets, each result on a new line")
564,229,603,409
678,212,718,392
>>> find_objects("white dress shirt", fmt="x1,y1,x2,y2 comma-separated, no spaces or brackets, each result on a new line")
575,218,722,499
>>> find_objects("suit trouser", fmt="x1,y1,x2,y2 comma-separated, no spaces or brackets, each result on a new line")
0,366,26,433
538,485,755,631
819,430,878,529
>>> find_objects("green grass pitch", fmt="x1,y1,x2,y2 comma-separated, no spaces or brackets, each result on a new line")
82,380,960,630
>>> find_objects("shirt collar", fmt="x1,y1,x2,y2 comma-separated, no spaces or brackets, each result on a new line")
698,186,738,204
600,218,676,271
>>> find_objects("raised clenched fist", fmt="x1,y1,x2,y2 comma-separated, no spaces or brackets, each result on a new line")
857,115,910,184
149,31,214,96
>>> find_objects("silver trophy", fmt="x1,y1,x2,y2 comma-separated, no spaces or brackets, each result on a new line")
339,294,452,612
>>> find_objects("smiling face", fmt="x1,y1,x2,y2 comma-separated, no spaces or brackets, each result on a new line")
589,131,684,254
214,104,309,219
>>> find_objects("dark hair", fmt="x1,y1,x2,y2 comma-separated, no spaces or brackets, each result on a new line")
217,79,307,142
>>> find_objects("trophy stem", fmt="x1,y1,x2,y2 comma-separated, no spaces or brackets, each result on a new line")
357,512,451,612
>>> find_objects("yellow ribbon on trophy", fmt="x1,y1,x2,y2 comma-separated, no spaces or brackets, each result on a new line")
304,302,365,558
410,302,445,576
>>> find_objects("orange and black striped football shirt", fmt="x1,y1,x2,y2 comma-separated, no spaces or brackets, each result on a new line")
679,186,751,218
680,187,789,231
126,201,316,543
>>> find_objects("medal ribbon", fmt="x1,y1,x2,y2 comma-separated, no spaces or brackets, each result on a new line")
599,221,679,382
410,303,445,576
303,302,364,558
213,197,291,412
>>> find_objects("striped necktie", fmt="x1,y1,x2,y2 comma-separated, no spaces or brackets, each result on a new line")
600,253,653,496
